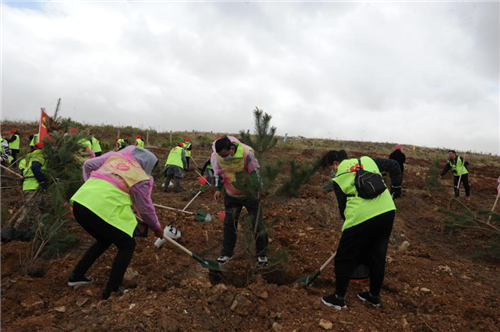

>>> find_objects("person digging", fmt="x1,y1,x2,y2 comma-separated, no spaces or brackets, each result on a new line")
1,142,47,242
320,150,402,310
212,136,268,265
438,150,470,202
163,142,187,193
67,145,165,300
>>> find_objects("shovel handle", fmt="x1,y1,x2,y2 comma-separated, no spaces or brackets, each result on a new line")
319,252,336,272
0,164,23,179
154,203,194,215
182,191,202,211
162,234,193,257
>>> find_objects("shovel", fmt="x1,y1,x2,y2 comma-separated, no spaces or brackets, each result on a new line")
296,252,336,287
158,234,226,271
154,203,212,222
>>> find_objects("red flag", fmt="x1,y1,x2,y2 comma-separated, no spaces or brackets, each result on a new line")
39,108,51,144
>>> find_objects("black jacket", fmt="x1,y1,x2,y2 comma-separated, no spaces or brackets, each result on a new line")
389,150,406,174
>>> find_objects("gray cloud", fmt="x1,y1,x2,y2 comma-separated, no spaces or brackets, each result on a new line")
1,1,498,154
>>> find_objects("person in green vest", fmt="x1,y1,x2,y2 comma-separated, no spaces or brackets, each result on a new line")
1,136,13,165
116,137,125,151
135,135,145,148
89,134,102,156
319,150,402,310
163,143,187,193
181,137,192,171
29,133,40,147
1,143,47,241
200,157,214,185
7,129,20,161
212,136,268,265
68,145,165,300
439,150,470,201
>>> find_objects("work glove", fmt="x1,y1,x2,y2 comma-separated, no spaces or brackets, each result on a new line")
390,186,401,199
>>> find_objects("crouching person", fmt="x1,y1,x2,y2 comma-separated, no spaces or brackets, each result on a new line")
68,145,164,300
320,150,402,309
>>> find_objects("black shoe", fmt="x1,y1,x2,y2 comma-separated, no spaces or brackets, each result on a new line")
321,293,347,310
357,292,381,307
68,272,94,286
102,287,125,300
1,226,16,242
216,256,232,264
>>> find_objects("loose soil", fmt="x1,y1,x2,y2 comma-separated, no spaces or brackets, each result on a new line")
1,126,499,331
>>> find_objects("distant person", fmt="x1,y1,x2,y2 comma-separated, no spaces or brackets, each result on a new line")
212,136,268,265
389,144,406,174
68,146,164,300
116,137,125,151
319,150,402,310
200,157,214,185
181,138,192,171
29,133,40,147
135,135,145,148
89,134,102,157
7,129,20,161
439,150,470,201
1,136,13,164
164,143,187,193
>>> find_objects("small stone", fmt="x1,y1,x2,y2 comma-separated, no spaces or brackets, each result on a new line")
412,287,419,292
230,299,238,311
214,283,227,292
399,241,410,251
54,306,66,313
123,268,139,282
272,322,283,332
257,291,269,299
402,318,409,330
20,295,44,309
76,298,88,307
319,318,333,330
207,293,221,303
85,290,94,296
420,288,431,293
437,265,452,275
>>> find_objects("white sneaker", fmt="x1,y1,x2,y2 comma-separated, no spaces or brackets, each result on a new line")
216,256,232,264
257,256,268,265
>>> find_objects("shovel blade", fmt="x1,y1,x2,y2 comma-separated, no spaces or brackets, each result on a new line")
295,269,320,287
195,210,212,223
192,253,227,272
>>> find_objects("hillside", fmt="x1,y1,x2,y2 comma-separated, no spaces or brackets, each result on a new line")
1,121,499,332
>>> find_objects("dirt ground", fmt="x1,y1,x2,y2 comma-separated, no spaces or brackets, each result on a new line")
1,127,499,332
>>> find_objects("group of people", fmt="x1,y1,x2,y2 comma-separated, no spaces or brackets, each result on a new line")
1,129,472,306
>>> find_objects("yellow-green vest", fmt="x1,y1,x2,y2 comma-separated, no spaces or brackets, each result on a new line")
23,150,46,191
9,134,20,150
116,138,125,149
91,137,102,153
449,156,468,176
78,138,92,150
136,138,145,148
332,156,396,232
30,134,39,147
182,142,192,157
216,142,251,197
19,158,26,172
165,147,184,168
70,155,151,237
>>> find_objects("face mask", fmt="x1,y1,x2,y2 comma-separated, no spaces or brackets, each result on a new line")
331,171,336,178
223,154,233,162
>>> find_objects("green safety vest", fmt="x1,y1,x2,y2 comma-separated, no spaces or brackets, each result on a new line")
207,163,213,170
78,138,92,150
91,137,102,153
136,138,145,148
22,150,46,191
182,142,192,157
449,156,468,176
332,156,396,232
30,134,39,147
9,134,20,150
117,138,125,149
19,158,26,172
71,155,151,237
165,146,184,168
215,142,251,197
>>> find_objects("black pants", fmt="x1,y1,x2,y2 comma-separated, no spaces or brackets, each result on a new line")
453,174,470,197
334,210,395,297
71,202,136,292
164,174,181,192
186,157,190,170
11,149,19,161
221,193,268,257
95,152,102,157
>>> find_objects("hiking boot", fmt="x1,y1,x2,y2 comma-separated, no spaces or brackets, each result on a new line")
165,225,181,240
321,293,347,310
216,256,232,264
357,291,381,307
102,287,125,300
257,256,268,265
68,272,94,286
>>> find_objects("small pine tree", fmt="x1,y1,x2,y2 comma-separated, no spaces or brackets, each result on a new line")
425,158,441,192
276,159,321,198
239,107,278,163
437,198,500,260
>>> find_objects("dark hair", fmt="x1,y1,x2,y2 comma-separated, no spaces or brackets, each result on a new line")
320,150,348,168
448,150,456,154
215,136,233,153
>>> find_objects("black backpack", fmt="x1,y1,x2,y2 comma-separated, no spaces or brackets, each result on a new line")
354,158,387,199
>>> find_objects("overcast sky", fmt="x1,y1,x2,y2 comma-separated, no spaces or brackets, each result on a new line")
1,1,499,154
